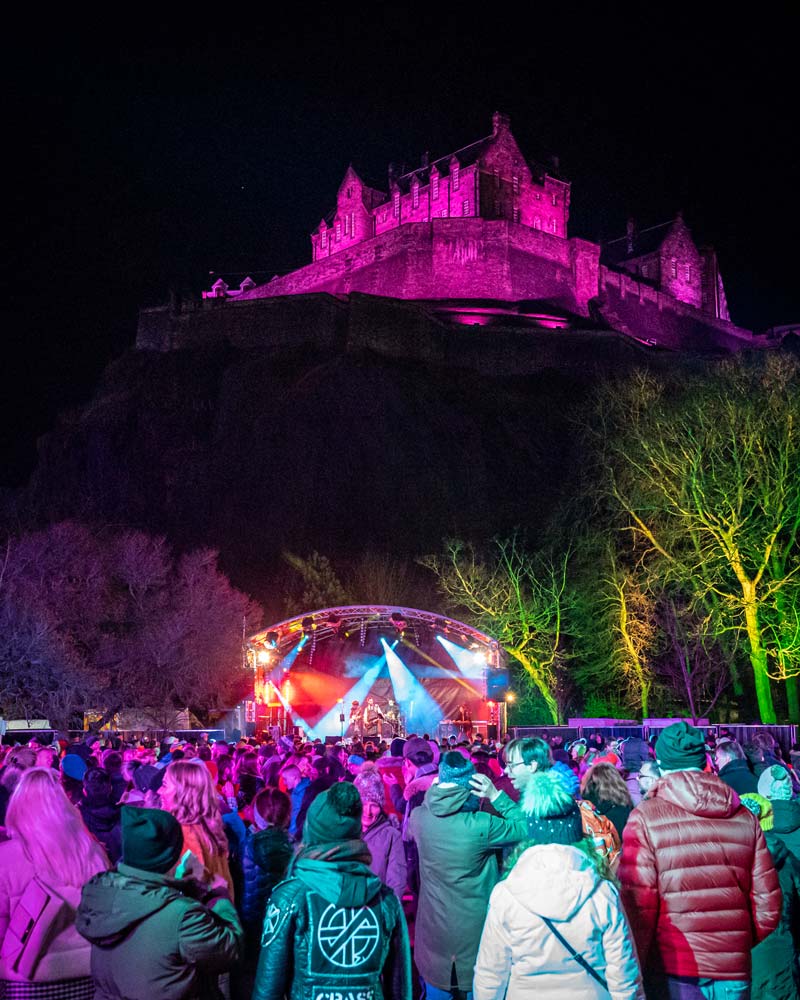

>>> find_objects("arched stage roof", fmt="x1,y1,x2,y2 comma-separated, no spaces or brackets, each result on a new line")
249,604,500,664
247,605,506,740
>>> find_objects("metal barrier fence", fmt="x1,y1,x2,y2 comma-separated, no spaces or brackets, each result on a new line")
511,722,797,752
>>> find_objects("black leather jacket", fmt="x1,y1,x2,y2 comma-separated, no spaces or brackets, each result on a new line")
252,854,411,1000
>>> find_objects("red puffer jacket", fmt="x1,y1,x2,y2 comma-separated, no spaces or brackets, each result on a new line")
619,769,781,981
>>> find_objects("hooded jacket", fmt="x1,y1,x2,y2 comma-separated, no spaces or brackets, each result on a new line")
76,864,243,1000
362,811,407,899
251,851,411,1000
473,844,643,1000
619,769,782,981
408,780,527,993
770,797,800,861
239,825,294,954
751,834,800,1000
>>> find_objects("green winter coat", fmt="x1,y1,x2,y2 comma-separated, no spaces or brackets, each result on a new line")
408,781,527,992
76,864,243,1000
752,834,800,1000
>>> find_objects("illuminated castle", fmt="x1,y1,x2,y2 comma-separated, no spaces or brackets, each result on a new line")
179,113,756,354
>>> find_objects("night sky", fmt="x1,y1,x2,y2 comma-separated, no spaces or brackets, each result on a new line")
5,11,798,487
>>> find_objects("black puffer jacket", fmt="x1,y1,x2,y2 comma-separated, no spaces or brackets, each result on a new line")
251,854,411,1000
752,833,800,999
239,826,293,953
80,794,121,863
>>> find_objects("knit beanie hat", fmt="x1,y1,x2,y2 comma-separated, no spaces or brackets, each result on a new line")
438,751,475,788
390,737,406,758
758,764,794,802
655,722,707,771
521,770,584,846
61,753,88,781
740,792,775,831
132,764,160,794
121,806,184,873
303,782,363,846
354,769,385,809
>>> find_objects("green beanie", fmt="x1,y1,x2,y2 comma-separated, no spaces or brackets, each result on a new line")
655,722,707,771
121,806,184,873
303,782,362,846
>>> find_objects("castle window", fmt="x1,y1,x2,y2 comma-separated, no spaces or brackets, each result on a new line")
534,217,541,230
462,199,469,216
671,258,678,278
493,166,500,186
534,191,541,201
512,175,519,194
335,221,341,242
512,207,520,223
702,290,708,305
551,193,558,206
641,262,648,277
685,264,691,282
550,218,557,233
393,192,400,218
351,213,356,237
347,187,352,198
321,230,328,249
413,184,419,209
452,163,460,190
344,214,349,236
432,175,439,200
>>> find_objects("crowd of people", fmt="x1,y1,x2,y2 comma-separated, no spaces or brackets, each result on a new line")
0,722,798,999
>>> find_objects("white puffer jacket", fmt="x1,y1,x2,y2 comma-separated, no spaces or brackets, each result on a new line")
473,843,644,1000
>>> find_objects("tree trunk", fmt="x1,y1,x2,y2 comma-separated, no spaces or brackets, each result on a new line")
742,598,776,724
786,675,800,724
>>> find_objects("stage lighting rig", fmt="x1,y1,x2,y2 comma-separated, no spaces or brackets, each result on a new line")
390,612,407,636
302,616,316,637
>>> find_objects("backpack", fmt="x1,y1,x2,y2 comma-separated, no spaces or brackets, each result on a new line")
578,799,621,871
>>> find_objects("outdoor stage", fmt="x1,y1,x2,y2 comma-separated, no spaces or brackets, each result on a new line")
246,605,509,741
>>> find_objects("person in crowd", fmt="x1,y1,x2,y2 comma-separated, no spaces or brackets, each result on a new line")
236,786,294,998
714,737,759,795
621,734,651,805
294,754,343,835
60,752,89,806
0,768,109,999
251,781,411,1000
636,760,661,801
619,721,782,999
280,764,310,840
385,736,438,897
355,767,407,900
580,761,634,840
100,750,127,804
409,751,527,1000
79,767,122,864
740,793,800,999
0,747,36,825
473,768,643,1000
77,806,242,1000
159,759,235,900
758,763,800,859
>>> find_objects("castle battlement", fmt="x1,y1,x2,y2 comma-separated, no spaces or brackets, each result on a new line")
194,113,757,353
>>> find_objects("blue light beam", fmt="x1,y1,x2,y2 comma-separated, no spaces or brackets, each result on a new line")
435,635,487,679
381,638,444,736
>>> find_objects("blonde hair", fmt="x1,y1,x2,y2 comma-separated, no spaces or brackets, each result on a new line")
160,760,228,857
6,769,109,886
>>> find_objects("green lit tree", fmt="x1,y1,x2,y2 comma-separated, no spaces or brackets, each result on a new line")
420,536,572,724
593,354,800,724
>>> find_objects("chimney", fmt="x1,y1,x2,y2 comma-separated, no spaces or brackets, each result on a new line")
626,217,636,255
388,162,399,185
492,111,511,135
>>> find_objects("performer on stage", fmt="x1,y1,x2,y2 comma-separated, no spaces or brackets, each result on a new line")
346,699,362,739
384,698,401,737
362,696,383,738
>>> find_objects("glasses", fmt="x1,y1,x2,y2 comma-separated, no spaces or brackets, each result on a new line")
505,759,526,773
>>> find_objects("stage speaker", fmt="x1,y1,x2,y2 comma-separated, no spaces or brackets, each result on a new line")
487,725,498,740
486,668,510,701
